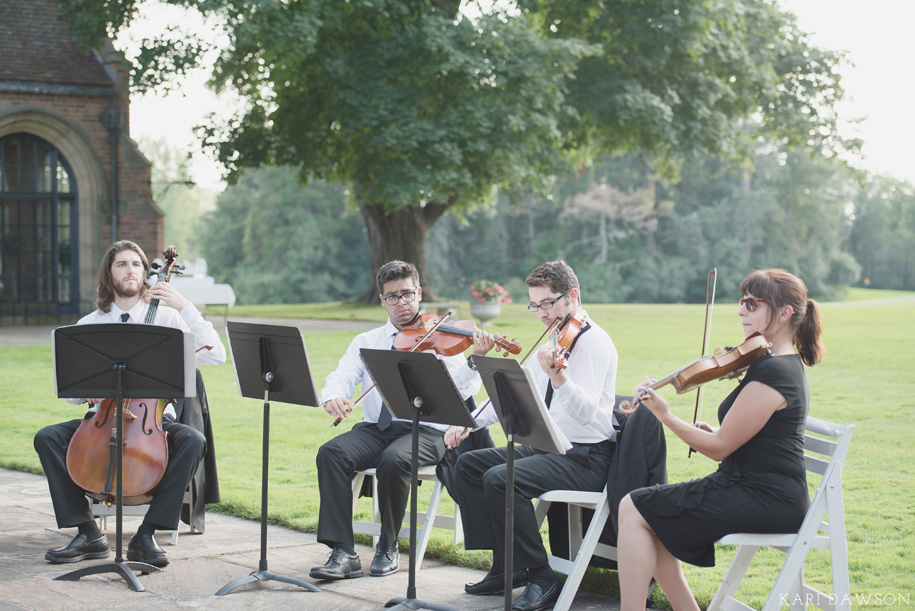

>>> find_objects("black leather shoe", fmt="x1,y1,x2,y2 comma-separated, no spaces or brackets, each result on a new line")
45,533,110,563
511,579,561,611
465,569,528,595
126,533,169,567
369,543,399,577
309,547,363,580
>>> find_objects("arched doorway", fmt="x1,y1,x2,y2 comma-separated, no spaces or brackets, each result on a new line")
0,132,79,320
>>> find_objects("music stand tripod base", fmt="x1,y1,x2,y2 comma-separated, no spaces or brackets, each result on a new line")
55,561,161,592
216,570,317,596
385,597,459,611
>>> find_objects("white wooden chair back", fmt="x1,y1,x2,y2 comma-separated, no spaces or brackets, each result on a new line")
709,415,854,611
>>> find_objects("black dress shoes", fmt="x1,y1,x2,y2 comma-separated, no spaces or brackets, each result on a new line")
465,569,529,595
309,547,363,580
511,579,561,611
369,543,399,577
126,533,169,567
45,533,110,563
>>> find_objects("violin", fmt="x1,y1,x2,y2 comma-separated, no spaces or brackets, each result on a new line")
619,333,772,415
393,312,522,356
332,311,522,427
548,311,586,370
65,246,182,505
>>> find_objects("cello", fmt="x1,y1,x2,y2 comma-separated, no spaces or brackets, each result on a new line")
65,246,182,505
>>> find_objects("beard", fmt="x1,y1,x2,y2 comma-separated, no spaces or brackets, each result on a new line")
113,277,140,299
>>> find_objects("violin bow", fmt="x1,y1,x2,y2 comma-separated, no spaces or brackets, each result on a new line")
689,268,717,458
470,314,567,420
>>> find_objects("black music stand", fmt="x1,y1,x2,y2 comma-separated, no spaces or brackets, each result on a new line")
52,323,196,592
217,321,320,596
360,348,476,611
470,355,571,611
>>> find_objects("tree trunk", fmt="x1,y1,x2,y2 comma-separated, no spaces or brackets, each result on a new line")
357,198,452,303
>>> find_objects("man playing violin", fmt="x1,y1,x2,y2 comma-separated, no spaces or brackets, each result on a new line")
455,260,619,611
311,260,495,580
34,240,225,568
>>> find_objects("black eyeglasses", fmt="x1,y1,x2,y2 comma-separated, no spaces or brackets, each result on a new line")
383,291,417,306
527,288,571,312
739,296,768,312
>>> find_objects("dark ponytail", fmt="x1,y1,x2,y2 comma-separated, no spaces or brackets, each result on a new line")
795,298,825,366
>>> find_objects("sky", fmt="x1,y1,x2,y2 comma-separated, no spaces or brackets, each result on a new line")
125,1,915,191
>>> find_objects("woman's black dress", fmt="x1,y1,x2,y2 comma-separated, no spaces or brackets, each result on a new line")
630,353,810,567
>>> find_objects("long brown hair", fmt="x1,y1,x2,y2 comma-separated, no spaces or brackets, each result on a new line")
740,268,824,366
95,240,150,312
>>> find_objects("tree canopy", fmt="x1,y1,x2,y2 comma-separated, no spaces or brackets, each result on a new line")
60,0,854,298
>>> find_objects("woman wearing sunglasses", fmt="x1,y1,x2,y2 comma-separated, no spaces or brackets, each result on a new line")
617,268,824,611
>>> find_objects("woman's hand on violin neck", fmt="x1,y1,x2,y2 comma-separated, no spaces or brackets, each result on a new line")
323,396,353,421
471,330,497,356
633,381,670,418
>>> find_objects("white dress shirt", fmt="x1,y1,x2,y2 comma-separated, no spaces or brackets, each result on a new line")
320,319,483,432
474,311,619,444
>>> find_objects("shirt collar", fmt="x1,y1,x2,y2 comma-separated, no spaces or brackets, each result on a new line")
383,318,400,338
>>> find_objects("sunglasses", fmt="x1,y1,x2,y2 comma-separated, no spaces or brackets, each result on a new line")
739,296,768,312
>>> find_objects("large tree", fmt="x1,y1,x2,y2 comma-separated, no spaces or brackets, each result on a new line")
60,0,849,299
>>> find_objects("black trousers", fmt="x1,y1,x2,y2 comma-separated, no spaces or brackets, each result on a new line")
315,421,447,550
456,441,613,571
34,415,206,530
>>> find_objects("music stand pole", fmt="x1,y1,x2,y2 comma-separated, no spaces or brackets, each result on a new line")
468,356,574,611
217,329,319,595
360,349,474,611
383,396,457,611
57,363,160,591
503,429,515,611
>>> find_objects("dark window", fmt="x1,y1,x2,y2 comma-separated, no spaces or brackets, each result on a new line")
0,133,79,318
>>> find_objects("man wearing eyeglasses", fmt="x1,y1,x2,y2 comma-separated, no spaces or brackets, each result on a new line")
310,260,494,581
455,260,619,611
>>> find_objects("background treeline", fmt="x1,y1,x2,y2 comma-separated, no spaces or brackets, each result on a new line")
194,142,913,305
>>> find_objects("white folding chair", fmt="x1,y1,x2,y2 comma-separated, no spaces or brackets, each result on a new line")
533,485,617,611
92,484,196,546
351,465,462,570
709,416,854,611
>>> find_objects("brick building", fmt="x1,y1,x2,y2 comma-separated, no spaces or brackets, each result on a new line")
0,0,163,323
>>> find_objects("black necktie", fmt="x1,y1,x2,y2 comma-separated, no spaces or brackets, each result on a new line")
377,402,393,431
120,312,130,322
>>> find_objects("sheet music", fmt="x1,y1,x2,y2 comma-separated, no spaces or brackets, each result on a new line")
521,366,572,453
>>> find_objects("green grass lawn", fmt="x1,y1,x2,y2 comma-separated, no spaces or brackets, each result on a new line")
2,287,912,608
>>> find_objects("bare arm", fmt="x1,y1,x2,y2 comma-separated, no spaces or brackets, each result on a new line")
634,380,786,462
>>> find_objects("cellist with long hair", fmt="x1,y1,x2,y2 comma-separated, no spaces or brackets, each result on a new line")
34,240,225,568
